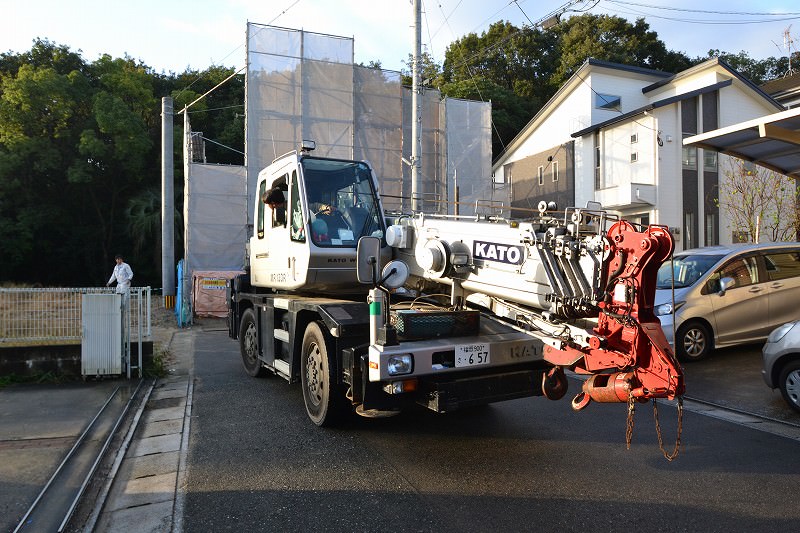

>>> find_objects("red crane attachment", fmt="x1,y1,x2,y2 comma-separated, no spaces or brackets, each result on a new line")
543,221,684,410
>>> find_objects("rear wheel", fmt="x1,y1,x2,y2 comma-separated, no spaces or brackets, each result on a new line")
676,321,712,362
778,359,800,413
301,321,349,426
239,308,266,377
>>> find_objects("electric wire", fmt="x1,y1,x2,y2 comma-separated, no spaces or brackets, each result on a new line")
173,0,302,104
605,1,800,17
602,0,800,25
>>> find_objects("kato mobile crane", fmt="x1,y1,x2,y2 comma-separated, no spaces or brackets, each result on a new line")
227,141,684,454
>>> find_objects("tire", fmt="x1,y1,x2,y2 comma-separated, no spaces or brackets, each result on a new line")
301,321,349,426
239,308,266,377
676,321,712,362
778,359,800,413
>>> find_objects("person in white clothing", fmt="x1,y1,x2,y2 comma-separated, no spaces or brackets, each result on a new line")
107,254,134,293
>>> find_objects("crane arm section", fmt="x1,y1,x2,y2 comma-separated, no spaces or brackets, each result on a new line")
541,221,684,409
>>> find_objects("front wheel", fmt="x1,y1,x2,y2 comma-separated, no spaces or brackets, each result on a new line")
778,359,800,413
301,321,349,426
676,321,712,362
239,308,266,377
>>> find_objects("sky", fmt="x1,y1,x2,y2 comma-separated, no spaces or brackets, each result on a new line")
3,0,800,75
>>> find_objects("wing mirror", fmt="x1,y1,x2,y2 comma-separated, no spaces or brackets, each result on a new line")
718,276,735,295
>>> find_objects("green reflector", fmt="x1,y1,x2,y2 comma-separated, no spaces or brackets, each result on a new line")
369,301,381,315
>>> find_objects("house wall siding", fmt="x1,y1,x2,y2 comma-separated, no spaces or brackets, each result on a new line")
492,59,785,250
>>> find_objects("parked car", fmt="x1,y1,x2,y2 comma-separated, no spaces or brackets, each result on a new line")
762,322,800,413
654,242,800,362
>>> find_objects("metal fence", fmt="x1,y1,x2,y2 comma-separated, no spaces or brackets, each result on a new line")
0,287,152,345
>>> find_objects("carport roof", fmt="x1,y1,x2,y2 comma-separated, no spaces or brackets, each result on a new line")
683,106,800,178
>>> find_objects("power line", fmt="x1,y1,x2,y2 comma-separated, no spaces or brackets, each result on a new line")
603,0,800,25
605,1,800,17
174,0,302,102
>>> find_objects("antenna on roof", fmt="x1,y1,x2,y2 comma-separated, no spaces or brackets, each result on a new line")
774,25,797,77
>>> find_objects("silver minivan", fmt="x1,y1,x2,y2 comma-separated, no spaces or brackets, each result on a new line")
654,242,800,362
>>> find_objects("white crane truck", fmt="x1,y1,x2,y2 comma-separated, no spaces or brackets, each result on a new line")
227,142,684,435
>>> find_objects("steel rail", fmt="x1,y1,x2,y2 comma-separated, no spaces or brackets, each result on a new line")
13,380,145,533
59,379,145,531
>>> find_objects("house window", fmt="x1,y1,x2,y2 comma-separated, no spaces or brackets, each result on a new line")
538,166,544,186
684,212,696,249
552,161,559,182
630,152,638,163
705,213,718,246
703,150,718,172
594,131,601,190
682,134,697,169
630,133,638,144
595,93,621,111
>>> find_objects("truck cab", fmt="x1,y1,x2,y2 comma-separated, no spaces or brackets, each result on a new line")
250,144,388,292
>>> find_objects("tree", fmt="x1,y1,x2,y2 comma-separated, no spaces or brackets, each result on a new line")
442,22,559,104
400,50,443,88
718,158,800,243
551,14,693,87
0,42,245,286
0,60,89,282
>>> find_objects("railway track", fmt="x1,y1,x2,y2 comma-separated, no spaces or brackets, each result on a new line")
13,379,151,533
682,395,800,441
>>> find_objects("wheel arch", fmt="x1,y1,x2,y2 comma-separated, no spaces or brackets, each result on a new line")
770,352,800,388
291,309,326,382
678,316,715,344
675,317,715,361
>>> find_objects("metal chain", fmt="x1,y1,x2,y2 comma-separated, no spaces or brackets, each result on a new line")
653,397,683,461
625,392,636,449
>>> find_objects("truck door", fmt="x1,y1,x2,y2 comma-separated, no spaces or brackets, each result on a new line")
250,168,293,287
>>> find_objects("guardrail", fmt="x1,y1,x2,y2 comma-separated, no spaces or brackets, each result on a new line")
0,287,152,345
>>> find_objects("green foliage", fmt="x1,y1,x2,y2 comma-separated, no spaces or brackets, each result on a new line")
0,40,243,286
144,346,170,379
551,15,692,85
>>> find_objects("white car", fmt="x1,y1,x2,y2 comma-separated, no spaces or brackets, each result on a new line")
762,322,800,413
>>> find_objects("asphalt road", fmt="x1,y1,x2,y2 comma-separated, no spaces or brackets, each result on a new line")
182,330,800,533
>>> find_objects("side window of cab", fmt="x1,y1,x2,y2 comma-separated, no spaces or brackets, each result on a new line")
256,180,267,239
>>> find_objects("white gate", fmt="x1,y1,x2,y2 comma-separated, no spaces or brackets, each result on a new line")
81,294,123,376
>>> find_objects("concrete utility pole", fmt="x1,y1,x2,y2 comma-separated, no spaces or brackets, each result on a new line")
411,0,422,212
161,97,176,308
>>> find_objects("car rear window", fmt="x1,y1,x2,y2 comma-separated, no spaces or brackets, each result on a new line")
765,251,800,281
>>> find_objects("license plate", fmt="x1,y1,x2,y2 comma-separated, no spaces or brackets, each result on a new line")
455,343,490,367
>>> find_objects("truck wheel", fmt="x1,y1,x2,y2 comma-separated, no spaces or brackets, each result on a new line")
676,321,712,362
778,359,800,413
239,308,266,377
301,321,348,426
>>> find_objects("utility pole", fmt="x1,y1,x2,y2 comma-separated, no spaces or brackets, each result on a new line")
411,0,422,212
161,97,175,308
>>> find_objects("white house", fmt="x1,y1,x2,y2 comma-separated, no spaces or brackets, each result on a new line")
492,58,784,251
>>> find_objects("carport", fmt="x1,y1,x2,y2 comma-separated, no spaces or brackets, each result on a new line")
684,106,800,177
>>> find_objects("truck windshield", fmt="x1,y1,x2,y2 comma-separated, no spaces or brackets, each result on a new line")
301,157,384,247
656,254,725,289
